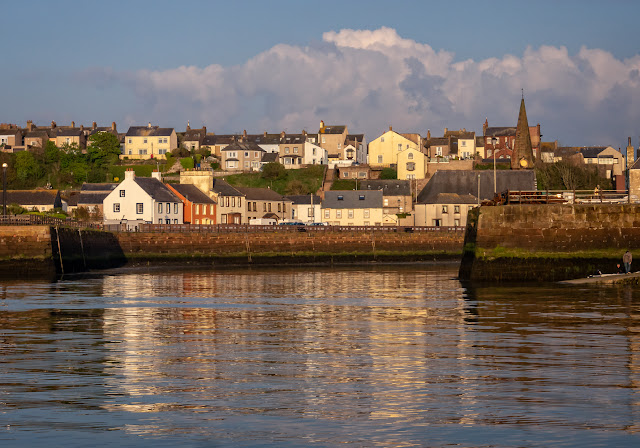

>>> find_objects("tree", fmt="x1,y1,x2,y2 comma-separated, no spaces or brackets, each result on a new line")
380,167,397,179
261,162,287,180
285,180,307,195
15,151,43,184
87,132,121,168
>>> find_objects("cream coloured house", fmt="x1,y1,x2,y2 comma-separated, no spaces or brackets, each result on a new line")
397,147,427,180
368,127,421,169
103,170,183,229
123,124,177,160
321,190,383,226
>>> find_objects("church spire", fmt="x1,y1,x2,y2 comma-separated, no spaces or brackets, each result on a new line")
511,95,534,169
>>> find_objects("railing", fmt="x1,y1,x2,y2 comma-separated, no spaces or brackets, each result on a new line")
504,190,629,205
134,223,466,234
0,214,103,229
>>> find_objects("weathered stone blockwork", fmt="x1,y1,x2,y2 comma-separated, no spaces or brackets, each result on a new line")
114,230,464,265
460,204,640,282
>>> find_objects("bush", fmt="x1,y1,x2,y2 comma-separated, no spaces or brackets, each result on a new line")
180,158,195,170
261,162,287,180
380,167,397,179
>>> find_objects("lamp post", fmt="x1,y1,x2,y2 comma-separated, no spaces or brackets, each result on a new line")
2,162,7,218
491,137,497,196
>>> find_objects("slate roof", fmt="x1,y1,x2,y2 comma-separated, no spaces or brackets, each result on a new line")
360,180,411,196
261,152,278,163
81,183,118,192
445,130,475,140
417,170,537,204
320,125,346,134
78,192,111,205
183,129,206,142
484,127,516,137
4,190,62,206
427,137,449,146
56,128,83,137
0,129,21,136
202,134,236,146
126,126,174,137
284,195,322,205
280,134,306,144
322,190,383,209
212,179,244,197
244,134,282,145
578,146,609,158
222,141,264,152
235,187,284,201
133,178,181,202
170,184,216,204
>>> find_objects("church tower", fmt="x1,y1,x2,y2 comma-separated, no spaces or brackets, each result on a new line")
511,95,535,169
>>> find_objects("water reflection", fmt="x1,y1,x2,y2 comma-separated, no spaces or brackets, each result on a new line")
1,266,639,447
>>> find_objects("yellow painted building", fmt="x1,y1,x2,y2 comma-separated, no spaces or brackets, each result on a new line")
122,124,177,160
397,147,427,180
369,128,421,169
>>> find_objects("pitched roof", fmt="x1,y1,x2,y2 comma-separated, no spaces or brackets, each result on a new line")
212,178,244,197
133,178,181,202
322,190,383,209
222,141,264,152
484,127,516,137
280,134,306,144
126,126,174,137
56,128,83,137
5,190,61,206
261,152,278,163
78,192,111,205
360,180,411,196
244,133,282,145
235,187,284,201
320,125,346,134
578,146,609,158
284,195,322,205
417,170,536,203
202,134,236,146
170,184,215,204
81,183,118,192
183,129,206,142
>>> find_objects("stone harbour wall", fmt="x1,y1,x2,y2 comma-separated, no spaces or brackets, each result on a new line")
459,204,640,282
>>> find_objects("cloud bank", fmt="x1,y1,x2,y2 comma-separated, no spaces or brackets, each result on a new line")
95,27,640,146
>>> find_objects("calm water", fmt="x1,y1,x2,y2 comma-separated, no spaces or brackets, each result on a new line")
1,264,639,447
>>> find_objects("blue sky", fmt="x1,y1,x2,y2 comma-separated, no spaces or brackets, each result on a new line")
2,0,640,148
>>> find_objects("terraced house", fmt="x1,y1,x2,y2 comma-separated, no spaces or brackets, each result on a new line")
123,123,177,160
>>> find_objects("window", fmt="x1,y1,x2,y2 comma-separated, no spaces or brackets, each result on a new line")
174,219,178,224
128,138,132,144
381,136,385,143
336,210,342,218
143,138,147,144
337,143,341,149
364,210,370,218
225,197,229,207
263,203,267,212
358,195,365,200
454,205,460,214
384,199,389,206
268,203,272,212
461,141,466,147
158,203,163,213
278,203,281,213
136,203,143,214
442,205,448,213
322,136,326,143
119,190,125,197
165,219,171,224
377,155,383,163
436,147,442,156
408,152,414,160
324,210,330,219
174,203,178,214
244,152,249,157
406,162,415,171
285,147,290,154
232,197,235,207
398,144,402,151
348,209,354,219
468,206,474,211
158,219,162,224
337,195,344,201
113,203,120,213
308,207,314,217
247,202,251,211
293,147,298,154
454,219,460,226
433,219,441,226
166,203,170,214
343,172,350,178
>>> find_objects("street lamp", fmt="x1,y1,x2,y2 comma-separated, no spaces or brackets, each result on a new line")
491,137,497,196
2,162,7,218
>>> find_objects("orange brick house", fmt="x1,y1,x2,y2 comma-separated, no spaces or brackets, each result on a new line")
167,183,217,224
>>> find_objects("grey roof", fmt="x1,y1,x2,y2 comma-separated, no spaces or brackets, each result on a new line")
133,178,181,202
578,146,609,158
417,170,537,204
78,192,111,205
426,192,478,205
5,190,62,206
81,183,118,192
360,180,411,196
0,129,21,136
202,134,236,146
56,128,83,137
320,125,346,134
212,179,244,197
427,137,449,146
126,126,174,137
484,127,516,137
222,141,264,152
284,195,322,205
281,134,306,144
261,152,278,163
322,190,383,209
183,129,206,142
235,187,285,201
244,133,282,144
170,184,216,204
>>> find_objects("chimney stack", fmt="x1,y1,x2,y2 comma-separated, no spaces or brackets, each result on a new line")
112,122,117,131
389,125,392,132
124,169,135,181
186,120,191,130
51,121,56,128
148,122,152,128
202,126,206,135
92,121,97,129
71,121,75,128
151,170,162,181
444,127,448,135
27,120,33,131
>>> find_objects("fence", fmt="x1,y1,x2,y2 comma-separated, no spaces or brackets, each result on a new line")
505,190,629,205
0,214,102,229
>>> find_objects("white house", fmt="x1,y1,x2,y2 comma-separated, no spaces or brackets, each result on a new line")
103,170,183,229
303,140,328,165
284,195,322,223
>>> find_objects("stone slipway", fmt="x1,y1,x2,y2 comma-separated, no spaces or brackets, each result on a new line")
559,272,640,285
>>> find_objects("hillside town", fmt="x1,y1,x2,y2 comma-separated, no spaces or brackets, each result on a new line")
0,97,637,229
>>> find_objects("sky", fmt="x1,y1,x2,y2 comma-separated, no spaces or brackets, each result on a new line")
2,0,640,149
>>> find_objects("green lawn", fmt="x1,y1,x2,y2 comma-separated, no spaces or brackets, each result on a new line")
225,165,325,195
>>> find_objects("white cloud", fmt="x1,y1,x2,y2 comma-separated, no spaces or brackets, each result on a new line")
105,27,640,146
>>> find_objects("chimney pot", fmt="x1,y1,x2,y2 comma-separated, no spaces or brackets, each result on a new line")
112,122,116,131
71,121,75,128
